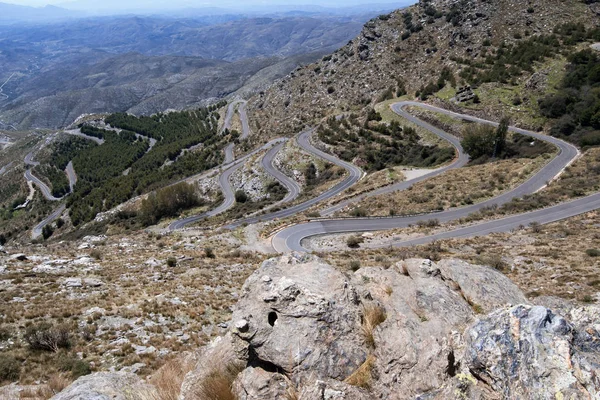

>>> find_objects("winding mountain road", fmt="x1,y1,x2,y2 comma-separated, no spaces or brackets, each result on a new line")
32,205,66,239
272,102,580,253
222,100,249,163
169,102,344,231
321,102,469,216
375,193,600,249
24,151,62,202
167,138,287,231
0,73,15,101
64,129,105,145
261,142,301,205
223,129,364,229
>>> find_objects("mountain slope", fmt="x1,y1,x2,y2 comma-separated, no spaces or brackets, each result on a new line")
249,0,599,138
0,15,365,129
0,53,321,129
0,16,364,60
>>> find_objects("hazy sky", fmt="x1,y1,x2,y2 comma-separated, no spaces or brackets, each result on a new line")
6,0,411,7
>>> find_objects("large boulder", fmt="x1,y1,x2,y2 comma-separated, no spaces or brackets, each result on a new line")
230,252,366,382
180,254,546,399
50,372,156,400
354,258,529,398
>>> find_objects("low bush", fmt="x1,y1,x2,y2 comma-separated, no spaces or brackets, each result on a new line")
166,257,177,267
0,355,20,382
234,190,248,204
57,353,92,379
586,249,600,257
25,323,72,352
204,247,216,259
349,260,362,271
140,182,202,226
347,236,365,249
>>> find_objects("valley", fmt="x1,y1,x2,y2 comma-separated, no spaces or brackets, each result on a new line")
1,0,600,398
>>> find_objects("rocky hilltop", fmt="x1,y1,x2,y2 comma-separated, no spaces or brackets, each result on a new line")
249,0,598,137
54,254,600,399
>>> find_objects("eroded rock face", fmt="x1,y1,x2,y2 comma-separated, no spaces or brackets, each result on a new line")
55,256,600,399
464,305,600,399
230,253,366,381
220,255,600,399
354,258,529,398
50,372,155,400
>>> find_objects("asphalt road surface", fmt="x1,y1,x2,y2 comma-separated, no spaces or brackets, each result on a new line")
24,151,63,202
261,142,301,205
32,205,66,239
272,101,580,253
321,102,469,215
222,100,249,163
167,138,287,231
381,192,600,249
64,129,105,145
223,129,364,229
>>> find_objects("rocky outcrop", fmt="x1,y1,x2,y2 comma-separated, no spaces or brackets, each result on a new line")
462,305,600,399
55,255,600,399
50,372,155,400
179,255,600,399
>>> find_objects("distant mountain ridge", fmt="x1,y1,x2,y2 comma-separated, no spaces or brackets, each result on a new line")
0,15,364,60
0,14,365,129
0,2,80,23
0,1,414,22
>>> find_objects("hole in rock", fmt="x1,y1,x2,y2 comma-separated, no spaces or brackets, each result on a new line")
268,311,278,327
446,350,458,377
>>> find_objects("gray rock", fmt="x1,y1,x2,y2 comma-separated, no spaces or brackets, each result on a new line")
463,304,600,399
50,372,156,400
180,256,600,399
231,253,365,382
181,333,246,400
234,319,249,332
64,278,83,288
233,367,290,400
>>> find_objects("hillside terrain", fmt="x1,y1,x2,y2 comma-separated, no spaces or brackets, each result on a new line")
0,15,365,129
1,0,600,398
249,0,598,138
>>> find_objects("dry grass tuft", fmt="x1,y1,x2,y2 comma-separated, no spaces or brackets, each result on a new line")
20,374,72,399
361,303,387,349
284,379,300,400
143,357,195,400
193,362,243,400
345,355,375,389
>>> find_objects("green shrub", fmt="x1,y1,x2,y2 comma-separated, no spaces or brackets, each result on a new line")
166,257,177,267
347,236,365,249
586,249,600,257
0,355,20,382
349,260,362,271
350,208,367,217
42,225,54,240
57,353,92,379
204,247,216,259
234,190,248,204
140,182,202,226
0,326,12,341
